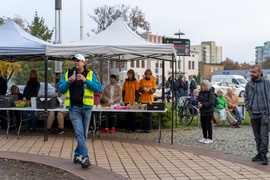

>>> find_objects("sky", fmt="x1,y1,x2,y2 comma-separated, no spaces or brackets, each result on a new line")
1,0,270,63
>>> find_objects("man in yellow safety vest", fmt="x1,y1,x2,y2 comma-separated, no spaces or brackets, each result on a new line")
58,54,100,169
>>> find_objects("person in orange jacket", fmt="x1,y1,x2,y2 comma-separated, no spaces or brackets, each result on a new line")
122,69,140,133
139,69,156,133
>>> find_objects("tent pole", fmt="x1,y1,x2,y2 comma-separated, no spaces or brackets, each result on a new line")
162,60,165,102
44,56,48,141
171,54,174,144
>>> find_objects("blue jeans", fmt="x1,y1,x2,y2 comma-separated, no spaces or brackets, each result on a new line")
25,111,36,129
69,106,92,159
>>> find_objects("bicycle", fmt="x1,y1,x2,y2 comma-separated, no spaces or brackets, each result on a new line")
177,96,195,126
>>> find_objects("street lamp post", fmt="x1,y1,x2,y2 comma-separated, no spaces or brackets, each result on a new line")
174,30,185,76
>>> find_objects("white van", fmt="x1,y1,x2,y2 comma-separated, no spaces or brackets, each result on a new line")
211,75,247,88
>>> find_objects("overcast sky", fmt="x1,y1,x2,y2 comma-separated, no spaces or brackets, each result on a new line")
1,0,270,63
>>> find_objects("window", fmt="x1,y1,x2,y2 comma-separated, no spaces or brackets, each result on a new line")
116,61,120,68
141,60,145,68
136,60,140,68
192,61,195,69
188,61,191,69
160,62,162,68
232,78,238,84
170,62,172,69
121,61,124,68
111,60,114,68
156,61,158,68
131,60,134,68
211,67,213,72
215,67,217,71
192,55,195,57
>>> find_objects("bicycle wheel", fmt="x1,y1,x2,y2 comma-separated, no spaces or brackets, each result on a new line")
179,104,194,126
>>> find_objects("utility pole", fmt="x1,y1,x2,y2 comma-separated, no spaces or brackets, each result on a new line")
55,0,62,86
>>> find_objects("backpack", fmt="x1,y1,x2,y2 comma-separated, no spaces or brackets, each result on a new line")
176,78,184,89
210,87,219,107
194,80,197,89
213,93,219,107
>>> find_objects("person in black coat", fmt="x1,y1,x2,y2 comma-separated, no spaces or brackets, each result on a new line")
0,70,7,95
197,80,215,144
23,70,40,131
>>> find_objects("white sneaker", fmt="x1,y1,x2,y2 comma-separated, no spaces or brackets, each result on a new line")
199,138,206,143
204,139,213,144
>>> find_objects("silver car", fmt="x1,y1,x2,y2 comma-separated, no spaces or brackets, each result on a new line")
211,82,245,97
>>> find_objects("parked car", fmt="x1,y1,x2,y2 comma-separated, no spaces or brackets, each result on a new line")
39,82,55,95
211,81,245,97
211,75,247,88
17,85,26,94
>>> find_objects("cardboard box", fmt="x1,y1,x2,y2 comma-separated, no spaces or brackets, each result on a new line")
127,103,146,110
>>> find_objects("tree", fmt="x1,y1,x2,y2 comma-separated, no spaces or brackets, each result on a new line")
88,4,150,84
12,12,54,85
239,62,251,70
28,11,53,43
260,57,270,69
223,57,240,70
0,15,26,82
88,4,150,34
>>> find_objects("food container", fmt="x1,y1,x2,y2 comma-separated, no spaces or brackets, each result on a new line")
127,103,146,110
14,100,26,108
114,106,127,110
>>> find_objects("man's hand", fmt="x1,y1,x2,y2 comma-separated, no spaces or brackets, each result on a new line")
68,75,75,83
198,102,202,108
225,107,229,111
77,74,86,82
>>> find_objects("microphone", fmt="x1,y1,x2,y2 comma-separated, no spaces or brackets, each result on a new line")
72,67,77,77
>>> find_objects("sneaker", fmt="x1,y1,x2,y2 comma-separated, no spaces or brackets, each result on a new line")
252,153,261,162
234,121,241,128
58,128,64,135
81,158,91,169
199,138,206,143
100,128,109,133
110,128,116,133
47,129,51,134
213,122,219,126
73,157,82,165
204,139,213,144
261,154,268,165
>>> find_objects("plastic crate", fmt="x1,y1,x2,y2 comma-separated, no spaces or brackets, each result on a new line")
0,95,18,108
36,95,59,109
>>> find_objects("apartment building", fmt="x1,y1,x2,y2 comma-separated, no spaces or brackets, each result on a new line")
255,41,270,63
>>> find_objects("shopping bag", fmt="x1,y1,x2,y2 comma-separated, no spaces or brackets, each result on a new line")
236,106,244,120
219,108,227,121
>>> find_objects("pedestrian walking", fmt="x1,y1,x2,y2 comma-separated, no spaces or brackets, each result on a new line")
244,65,269,165
58,54,100,169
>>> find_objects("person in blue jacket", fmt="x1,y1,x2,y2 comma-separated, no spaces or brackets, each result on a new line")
58,54,100,169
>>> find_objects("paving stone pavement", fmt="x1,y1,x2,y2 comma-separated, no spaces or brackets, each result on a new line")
1,125,270,180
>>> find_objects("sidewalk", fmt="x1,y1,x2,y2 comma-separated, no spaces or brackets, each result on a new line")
0,131,270,180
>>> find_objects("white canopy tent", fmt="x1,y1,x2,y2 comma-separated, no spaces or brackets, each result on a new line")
0,20,58,61
46,18,176,62
0,20,60,141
